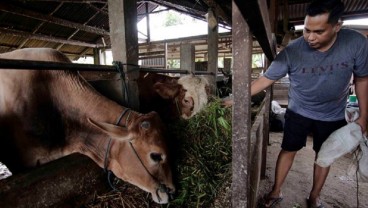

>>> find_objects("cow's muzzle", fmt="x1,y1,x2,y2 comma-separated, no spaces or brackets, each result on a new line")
153,183,175,204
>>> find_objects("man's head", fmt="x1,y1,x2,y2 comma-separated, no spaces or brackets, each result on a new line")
303,0,344,52
306,0,345,25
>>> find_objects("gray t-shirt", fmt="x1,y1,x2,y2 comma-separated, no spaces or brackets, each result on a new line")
264,29,368,121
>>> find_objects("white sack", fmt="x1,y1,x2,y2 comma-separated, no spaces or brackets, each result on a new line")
347,137,368,182
358,138,368,182
271,100,286,115
316,122,363,167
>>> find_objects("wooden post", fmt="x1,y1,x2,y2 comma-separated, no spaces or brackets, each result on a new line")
164,42,168,69
93,48,101,65
224,58,232,74
108,0,139,110
207,8,218,94
283,0,289,33
231,0,252,207
269,0,278,34
145,3,151,43
180,43,195,72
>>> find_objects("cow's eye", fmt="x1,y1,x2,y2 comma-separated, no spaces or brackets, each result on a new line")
184,98,190,103
141,121,150,129
150,152,163,163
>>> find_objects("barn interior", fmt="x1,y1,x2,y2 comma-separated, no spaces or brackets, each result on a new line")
0,0,367,61
0,0,367,207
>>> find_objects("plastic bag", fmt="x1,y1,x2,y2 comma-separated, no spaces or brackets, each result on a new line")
345,107,359,122
270,100,286,132
271,100,286,115
316,122,363,167
347,136,368,182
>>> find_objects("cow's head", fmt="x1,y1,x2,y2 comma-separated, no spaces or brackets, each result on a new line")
154,74,209,119
88,111,175,204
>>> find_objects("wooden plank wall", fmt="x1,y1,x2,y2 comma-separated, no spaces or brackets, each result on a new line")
0,154,109,208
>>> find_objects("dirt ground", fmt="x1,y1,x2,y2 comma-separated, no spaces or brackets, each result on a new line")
258,132,368,208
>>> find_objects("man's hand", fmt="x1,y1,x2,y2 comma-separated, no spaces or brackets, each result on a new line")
221,96,233,108
355,116,367,134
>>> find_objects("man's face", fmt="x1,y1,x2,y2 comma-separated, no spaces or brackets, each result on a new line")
303,12,342,52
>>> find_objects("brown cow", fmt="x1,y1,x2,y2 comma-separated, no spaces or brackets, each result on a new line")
138,72,209,121
83,72,210,121
0,48,174,204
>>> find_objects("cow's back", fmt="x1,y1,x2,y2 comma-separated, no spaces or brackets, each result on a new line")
0,48,71,63
0,48,71,115
0,48,71,172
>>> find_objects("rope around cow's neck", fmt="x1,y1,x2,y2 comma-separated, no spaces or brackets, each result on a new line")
103,108,130,191
103,108,173,202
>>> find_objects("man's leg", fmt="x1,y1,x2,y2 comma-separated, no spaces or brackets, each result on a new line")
309,119,346,206
308,159,330,205
266,150,297,203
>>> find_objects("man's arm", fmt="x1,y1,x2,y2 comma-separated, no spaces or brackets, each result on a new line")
221,76,277,107
251,76,277,96
354,75,368,133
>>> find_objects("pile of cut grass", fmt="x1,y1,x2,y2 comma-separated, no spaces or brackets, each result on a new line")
85,97,232,208
166,96,232,207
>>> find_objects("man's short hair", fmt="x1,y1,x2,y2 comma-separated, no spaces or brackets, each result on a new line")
306,0,345,24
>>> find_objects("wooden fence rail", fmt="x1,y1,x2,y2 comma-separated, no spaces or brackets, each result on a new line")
249,90,271,208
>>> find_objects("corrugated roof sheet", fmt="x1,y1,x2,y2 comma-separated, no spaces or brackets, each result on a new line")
280,0,368,24
0,0,366,59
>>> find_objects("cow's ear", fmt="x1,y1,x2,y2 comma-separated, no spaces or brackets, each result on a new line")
88,118,130,140
205,85,211,95
153,82,180,99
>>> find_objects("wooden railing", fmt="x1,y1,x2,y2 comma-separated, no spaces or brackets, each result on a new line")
249,90,271,208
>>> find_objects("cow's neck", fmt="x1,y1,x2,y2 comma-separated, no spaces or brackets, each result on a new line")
49,71,131,168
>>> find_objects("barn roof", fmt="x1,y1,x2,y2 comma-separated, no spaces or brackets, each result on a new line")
0,0,367,60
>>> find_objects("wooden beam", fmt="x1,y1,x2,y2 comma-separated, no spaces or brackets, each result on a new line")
149,0,209,22
164,42,168,68
180,43,195,72
56,3,108,50
138,32,232,45
249,103,266,208
283,0,289,32
22,0,107,3
88,2,109,15
150,0,207,13
269,0,278,34
261,63,272,181
0,58,117,71
231,0,252,207
234,0,275,61
108,0,140,110
145,3,151,43
17,2,64,49
0,2,109,36
202,0,232,25
0,27,104,48
207,8,218,95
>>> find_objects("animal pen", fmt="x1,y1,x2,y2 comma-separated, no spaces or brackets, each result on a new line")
1,0,366,207
0,0,274,207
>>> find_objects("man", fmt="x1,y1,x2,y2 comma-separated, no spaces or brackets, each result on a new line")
250,0,368,207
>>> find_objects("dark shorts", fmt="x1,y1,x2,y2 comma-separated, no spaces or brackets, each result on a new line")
282,109,347,152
